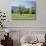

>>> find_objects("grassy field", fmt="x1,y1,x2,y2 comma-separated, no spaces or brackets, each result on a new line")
11,13,36,20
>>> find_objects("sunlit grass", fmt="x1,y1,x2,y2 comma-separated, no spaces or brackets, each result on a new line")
11,13,36,20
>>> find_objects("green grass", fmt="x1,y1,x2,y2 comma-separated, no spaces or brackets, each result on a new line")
11,13,36,20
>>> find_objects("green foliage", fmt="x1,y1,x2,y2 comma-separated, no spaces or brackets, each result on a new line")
12,6,33,14
11,9,14,14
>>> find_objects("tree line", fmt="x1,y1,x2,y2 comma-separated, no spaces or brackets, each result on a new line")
11,6,36,14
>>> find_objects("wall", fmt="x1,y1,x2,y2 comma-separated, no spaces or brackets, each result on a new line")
0,0,46,28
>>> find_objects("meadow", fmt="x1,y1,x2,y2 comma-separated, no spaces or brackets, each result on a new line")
12,13,36,20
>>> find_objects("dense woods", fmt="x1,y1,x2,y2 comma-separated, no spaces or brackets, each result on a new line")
11,6,36,15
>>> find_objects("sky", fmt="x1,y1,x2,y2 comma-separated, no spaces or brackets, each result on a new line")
11,0,36,8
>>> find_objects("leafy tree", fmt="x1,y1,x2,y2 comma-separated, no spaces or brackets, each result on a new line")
31,6,36,14
11,9,14,14
18,6,23,15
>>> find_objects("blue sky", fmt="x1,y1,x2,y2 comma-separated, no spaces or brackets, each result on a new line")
11,0,36,8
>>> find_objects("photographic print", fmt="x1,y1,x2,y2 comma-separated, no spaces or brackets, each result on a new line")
11,0,36,20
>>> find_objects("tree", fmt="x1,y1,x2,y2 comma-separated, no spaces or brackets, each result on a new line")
31,1,36,14
31,5,36,14
11,9,14,14
18,6,23,15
